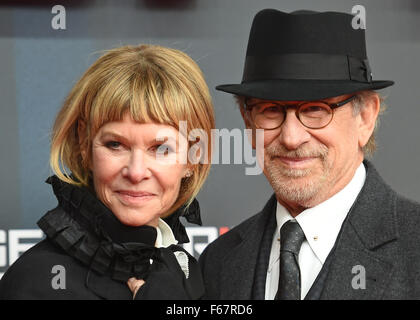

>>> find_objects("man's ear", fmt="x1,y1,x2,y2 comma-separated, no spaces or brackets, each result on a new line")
77,119,89,169
239,107,258,149
358,93,380,149
240,107,252,130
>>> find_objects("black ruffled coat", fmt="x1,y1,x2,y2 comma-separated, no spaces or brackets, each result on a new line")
0,176,204,300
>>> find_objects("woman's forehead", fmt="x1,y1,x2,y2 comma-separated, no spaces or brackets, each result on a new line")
96,116,185,141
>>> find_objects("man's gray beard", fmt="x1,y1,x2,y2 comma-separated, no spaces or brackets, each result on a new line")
264,143,331,206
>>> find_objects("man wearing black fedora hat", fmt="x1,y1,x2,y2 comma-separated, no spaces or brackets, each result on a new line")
199,9,420,299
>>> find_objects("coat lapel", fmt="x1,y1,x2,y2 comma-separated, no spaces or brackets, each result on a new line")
219,195,276,299
320,161,398,299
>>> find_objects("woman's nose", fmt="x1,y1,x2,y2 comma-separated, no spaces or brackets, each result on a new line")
122,150,151,183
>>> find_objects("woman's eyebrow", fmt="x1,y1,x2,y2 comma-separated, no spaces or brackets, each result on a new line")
99,131,125,140
98,131,136,147
99,130,181,147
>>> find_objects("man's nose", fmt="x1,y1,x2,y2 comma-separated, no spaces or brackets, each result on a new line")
123,150,151,183
276,109,311,150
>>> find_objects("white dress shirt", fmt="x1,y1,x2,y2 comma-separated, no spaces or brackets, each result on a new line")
155,218,178,248
155,218,190,278
265,163,366,299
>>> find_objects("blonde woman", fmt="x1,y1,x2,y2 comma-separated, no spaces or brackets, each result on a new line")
0,45,214,299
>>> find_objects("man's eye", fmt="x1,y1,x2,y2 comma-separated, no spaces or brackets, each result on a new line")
302,105,324,112
259,105,283,119
263,106,282,113
105,141,122,150
257,103,281,112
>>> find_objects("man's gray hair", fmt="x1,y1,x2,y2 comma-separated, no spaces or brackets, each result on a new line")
352,90,386,157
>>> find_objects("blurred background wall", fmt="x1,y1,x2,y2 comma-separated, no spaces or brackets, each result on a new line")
1,0,419,276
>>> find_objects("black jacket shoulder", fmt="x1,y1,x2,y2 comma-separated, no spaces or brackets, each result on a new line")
200,194,276,261
201,210,263,263
0,239,96,300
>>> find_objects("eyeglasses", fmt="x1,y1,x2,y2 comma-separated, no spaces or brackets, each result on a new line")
245,95,356,130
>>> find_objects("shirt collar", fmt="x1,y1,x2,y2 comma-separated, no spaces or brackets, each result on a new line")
276,162,366,263
155,218,179,248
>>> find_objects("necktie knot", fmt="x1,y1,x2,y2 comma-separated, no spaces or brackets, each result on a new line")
280,220,305,255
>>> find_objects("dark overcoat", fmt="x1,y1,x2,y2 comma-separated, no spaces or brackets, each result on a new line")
0,176,204,300
199,161,420,299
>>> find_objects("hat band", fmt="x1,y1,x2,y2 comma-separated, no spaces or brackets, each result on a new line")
242,53,372,83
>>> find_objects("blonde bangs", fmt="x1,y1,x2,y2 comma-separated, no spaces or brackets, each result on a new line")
88,64,202,138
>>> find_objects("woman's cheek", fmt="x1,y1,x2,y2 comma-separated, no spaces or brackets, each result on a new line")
154,165,185,201
94,148,125,177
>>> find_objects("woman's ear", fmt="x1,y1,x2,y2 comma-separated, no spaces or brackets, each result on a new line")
183,165,193,179
358,93,380,149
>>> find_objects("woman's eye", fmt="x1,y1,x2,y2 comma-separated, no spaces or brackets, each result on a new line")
152,144,175,155
105,141,122,150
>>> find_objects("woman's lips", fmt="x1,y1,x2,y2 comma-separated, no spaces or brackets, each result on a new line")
115,190,156,205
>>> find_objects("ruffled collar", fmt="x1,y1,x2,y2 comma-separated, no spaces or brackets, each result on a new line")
37,175,201,281
163,196,202,244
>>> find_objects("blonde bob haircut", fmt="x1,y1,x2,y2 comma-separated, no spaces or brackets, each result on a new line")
50,44,215,217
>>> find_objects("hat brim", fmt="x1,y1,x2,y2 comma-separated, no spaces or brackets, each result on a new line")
216,79,394,101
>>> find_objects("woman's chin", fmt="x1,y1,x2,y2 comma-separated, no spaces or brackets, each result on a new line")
112,207,160,227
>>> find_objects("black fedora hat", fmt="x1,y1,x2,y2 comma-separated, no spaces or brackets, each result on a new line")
216,9,394,101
